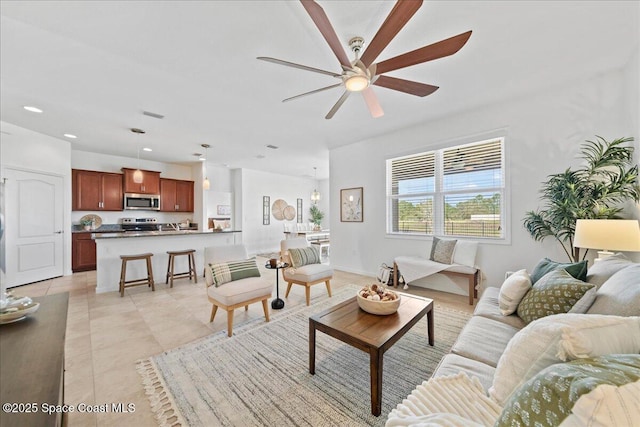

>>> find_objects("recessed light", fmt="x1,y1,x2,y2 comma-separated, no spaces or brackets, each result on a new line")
24,106,43,113
63,133,77,139
143,147,152,152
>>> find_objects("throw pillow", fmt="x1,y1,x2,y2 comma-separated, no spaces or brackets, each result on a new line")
488,313,640,406
498,269,532,315
429,237,457,264
529,257,588,284
585,252,633,288
288,246,321,268
452,240,478,267
562,380,640,427
495,354,640,427
587,264,640,316
207,258,260,287
516,269,596,324
556,318,640,361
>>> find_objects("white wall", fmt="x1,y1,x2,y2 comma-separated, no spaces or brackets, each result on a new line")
0,122,73,275
329,59,640,290
238,168,324,256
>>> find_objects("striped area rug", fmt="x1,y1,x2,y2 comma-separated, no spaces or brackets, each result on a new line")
137,286,470,427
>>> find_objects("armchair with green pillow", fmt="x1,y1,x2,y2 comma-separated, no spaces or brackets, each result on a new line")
204,244,273,337
387,253,640,427
280,237,333,306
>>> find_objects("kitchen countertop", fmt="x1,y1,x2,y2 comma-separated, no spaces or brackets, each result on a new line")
93,229,241,239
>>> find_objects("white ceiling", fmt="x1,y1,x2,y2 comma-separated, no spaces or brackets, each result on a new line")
1,1,637,180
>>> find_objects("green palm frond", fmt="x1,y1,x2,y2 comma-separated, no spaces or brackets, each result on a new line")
523,136,638,262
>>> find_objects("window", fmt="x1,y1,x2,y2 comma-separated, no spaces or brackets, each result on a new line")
387,138,505,239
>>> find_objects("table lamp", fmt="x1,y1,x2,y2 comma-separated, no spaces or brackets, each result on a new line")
574,219,640,260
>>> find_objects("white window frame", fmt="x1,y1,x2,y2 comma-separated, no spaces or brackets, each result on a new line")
386,136,508,242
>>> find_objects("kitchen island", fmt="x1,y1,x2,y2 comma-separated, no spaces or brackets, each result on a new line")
94,230,242,293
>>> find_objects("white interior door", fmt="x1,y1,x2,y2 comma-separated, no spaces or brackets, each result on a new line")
4,168,64,288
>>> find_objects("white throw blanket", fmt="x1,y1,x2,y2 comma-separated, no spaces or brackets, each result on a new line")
394,256,451,284
386,373,502,427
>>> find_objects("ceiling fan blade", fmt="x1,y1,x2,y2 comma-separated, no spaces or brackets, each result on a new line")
373,75,438,97
257,57,342,78
374,30,472,75
283,83,343,102
325,91,351,119
300,0,352,68
360,0,423,67
361,87,384,118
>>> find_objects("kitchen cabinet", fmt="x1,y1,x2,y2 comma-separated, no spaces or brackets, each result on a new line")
122,168,161,194
160,178,194,212
72,169,123,211
72,232,97,272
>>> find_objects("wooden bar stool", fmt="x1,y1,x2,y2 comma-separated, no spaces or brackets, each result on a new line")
119,253,155,297
166,249,197,287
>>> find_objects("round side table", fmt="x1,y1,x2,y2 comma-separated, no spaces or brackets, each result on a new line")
265,262,289,310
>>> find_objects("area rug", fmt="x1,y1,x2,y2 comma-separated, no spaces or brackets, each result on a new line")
137,286,470,427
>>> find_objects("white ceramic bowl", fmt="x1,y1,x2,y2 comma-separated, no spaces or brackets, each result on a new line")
357,293,401,315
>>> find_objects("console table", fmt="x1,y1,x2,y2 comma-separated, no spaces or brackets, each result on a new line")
0,292,69,427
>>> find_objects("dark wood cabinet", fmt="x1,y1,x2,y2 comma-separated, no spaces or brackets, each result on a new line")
72,169,123,211
160,178,194,212
72,232,97,272
122,168,161,194
160,178,177,212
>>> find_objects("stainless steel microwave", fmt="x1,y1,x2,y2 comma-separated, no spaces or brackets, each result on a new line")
124,193,160,210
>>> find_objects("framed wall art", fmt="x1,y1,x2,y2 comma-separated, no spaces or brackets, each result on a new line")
340,187,363,222
263,196,270,225
217,205,231,216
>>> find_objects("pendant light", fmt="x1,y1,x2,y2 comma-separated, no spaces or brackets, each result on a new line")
201,144,211,190
310,167,320,204
131,128,145,184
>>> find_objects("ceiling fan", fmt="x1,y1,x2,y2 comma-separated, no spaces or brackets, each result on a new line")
258,0,472,120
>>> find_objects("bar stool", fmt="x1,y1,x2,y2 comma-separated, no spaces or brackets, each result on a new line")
119,253,155,297
166,249,197,287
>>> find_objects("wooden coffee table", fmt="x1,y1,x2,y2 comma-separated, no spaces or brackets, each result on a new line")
309,294,434,416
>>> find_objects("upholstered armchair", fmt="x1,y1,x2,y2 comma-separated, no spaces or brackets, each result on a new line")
280,237,333,306
204,244,272,337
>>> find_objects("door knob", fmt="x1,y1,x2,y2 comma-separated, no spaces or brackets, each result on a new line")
54,231,63,234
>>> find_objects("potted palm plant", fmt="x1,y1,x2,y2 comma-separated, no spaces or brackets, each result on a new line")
523,136,639,262
309,205,324,231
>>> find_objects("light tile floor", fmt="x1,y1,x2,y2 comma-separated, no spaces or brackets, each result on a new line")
15,259,474,427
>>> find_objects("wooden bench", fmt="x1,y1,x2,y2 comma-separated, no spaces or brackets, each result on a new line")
393,261,479,305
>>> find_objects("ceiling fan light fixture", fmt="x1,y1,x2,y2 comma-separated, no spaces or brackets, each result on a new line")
345,75,369,92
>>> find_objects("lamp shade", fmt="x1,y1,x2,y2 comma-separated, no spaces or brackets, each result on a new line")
574,219,640,252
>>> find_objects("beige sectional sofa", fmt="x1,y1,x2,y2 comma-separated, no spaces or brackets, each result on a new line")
387,254,640,426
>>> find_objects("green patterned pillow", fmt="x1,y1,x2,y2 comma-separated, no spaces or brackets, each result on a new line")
496,354,640,427
208,258,260,287
288,247,320,268
429,237,457,264
530,257,588,284
517,269,595,324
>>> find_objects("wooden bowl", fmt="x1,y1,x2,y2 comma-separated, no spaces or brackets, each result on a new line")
357,293,401,315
